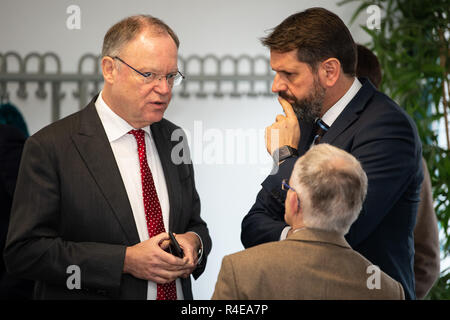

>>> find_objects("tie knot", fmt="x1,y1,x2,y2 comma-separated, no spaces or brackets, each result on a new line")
128,129,145,141
128,129,147,149
315,118,329,132
312,118,329,145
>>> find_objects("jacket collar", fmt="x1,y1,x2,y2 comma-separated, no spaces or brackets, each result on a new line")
286,228,351,249
72,95,140,245
320,77,376,145
149,120,183,232
299,77,376,149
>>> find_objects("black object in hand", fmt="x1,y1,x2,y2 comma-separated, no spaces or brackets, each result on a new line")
168,231,184,258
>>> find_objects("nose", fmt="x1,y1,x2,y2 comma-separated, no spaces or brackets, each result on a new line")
271,73,287,93
153,76,171,95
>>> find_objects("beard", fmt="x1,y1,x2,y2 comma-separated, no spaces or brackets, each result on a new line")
279,77,326,123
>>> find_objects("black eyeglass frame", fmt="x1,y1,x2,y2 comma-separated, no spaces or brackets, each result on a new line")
111,56,185,86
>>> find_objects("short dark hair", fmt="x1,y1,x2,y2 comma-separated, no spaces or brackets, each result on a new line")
102,15,179,57
356,44,382,88
261,7,357,76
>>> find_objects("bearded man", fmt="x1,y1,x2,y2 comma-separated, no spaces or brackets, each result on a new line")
241,7,423,300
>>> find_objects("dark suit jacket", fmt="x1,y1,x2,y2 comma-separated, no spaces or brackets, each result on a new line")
213,228,405,300
241,78,423,300
0,124,33,299
3,96,212,299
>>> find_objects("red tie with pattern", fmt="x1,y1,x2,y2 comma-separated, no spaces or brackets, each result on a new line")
128,129,177,300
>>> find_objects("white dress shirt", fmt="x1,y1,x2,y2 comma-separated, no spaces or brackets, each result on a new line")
321,78,362,127
280,78,362,241
95,91,184,300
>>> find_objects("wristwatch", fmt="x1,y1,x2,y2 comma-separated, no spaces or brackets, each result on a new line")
273,145,298,162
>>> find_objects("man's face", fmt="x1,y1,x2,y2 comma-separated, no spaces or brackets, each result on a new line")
270,50,326,122
110,31,178,128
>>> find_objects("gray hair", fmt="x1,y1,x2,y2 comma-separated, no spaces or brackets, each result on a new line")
290,144,368,235
101,15,179,58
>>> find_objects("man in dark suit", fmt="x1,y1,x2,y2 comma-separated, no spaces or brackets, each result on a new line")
0,124,33,299
4,15,211,300
241,8,423,300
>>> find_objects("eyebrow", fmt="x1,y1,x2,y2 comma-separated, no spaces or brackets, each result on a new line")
141,68,179,75
273,68,297,74
271,65,296,72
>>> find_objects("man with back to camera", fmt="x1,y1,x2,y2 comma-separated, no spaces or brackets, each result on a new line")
241,7,423,299
213,144,404,300
4,15,211,300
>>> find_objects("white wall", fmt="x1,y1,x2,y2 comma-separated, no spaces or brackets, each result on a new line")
0,0,371,299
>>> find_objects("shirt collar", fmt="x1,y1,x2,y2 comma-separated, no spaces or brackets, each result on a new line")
321,78,362,127
95,91,150,142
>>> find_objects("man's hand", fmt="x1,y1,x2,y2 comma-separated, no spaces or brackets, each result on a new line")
123,232,194,284
172,232,201,278
265,97,300,155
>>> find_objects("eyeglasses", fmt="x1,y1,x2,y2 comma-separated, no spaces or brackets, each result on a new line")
112,56,185,87
281,179,296,192
282,179,301,208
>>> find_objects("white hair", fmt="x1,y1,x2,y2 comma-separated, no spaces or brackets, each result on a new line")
290,144,368,235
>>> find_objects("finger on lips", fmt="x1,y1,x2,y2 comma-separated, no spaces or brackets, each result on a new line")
278,97,296,118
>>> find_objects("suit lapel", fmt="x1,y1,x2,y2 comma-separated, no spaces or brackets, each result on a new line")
150,121,182,233
71,98,140,245
297,119,315,155
321,78,376,145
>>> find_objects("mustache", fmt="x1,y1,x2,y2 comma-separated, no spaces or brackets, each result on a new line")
278,91,296,103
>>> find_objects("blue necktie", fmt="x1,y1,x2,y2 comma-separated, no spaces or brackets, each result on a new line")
312,118,329,145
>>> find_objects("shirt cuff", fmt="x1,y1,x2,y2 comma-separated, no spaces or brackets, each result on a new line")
187,231,204,265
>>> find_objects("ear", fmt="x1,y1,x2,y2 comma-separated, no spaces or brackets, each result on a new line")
288,191,300,216
317,58,341,88
284,190,297,226
101,56,116,85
